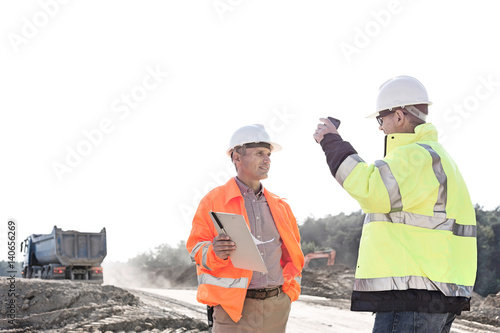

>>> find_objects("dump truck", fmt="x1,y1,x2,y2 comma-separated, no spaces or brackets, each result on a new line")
20,226,107,282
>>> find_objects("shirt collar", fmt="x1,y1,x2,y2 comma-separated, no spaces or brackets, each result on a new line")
234,177,263,198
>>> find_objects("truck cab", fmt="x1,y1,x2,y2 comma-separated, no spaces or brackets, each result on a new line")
20,237,35,278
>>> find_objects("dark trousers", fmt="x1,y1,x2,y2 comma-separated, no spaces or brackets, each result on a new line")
373,311,456,333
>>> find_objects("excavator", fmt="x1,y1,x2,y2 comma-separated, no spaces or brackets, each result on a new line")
303,249,336,269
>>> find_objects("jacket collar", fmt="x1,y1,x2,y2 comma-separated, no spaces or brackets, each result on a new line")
223,177,244,205
223,177,277,205
384,123,438,156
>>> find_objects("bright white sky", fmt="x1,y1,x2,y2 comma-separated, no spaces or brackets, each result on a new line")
1,1,499,262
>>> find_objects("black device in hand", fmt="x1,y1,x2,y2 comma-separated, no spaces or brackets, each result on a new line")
328,117,341,128
315,117,341,143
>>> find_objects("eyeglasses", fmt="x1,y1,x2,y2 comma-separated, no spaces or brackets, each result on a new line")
376,109,407,125
376,110,394,125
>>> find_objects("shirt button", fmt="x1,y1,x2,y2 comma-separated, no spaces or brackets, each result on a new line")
256,216,260,220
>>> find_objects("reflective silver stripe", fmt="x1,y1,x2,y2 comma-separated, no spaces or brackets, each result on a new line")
354,276,473,297
375,160,402,212
365,212,455,231
294,276,302,286
335,154,364,186
198,273,248,289
453,223,477,237
190,241,211,263
364,212,476,237
418,144,447,215
201,245,211,271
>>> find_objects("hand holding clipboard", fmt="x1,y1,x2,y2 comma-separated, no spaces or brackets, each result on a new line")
210,212,236,260
210,211,268,273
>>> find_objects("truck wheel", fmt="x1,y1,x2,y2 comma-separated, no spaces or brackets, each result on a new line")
42,266,49,279
47,265,54,279
27,267,33,279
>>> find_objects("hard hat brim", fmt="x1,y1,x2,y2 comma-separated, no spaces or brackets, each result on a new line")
366,111,380,119
366,101,432,119
226,141,282,157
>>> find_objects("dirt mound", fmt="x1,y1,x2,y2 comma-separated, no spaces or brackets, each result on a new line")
460,291,500,327
0,278,207,333
301,264,355,299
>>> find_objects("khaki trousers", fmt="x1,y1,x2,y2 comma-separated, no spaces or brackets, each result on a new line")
213,292,291,333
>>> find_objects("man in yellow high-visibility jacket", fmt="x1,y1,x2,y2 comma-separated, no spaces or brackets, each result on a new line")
313,76,477,333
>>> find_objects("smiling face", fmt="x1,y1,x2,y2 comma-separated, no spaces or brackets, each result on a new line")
233,146,272,191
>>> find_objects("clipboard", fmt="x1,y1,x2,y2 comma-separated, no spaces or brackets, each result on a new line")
210,211,268,273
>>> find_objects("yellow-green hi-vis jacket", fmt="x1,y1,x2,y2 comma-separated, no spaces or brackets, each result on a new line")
320,123,477,314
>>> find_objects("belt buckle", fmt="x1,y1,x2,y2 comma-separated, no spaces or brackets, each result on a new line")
260,289,268,300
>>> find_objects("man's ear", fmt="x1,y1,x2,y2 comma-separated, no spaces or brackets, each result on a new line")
395,109,405,124
232,151,241,164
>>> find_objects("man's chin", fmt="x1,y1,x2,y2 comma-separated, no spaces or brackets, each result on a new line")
259,173,269,180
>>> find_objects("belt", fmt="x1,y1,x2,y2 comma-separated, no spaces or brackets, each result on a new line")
246,286,282,300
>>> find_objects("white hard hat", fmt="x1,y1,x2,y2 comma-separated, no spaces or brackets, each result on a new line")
226,124,282,156
367,75,432,119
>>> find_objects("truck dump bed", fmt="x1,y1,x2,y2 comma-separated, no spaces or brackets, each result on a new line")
31,226,107,266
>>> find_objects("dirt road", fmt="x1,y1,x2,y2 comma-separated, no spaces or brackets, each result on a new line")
134,288,500,333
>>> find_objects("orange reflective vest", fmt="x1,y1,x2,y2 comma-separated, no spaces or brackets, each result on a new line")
186,178,304,322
